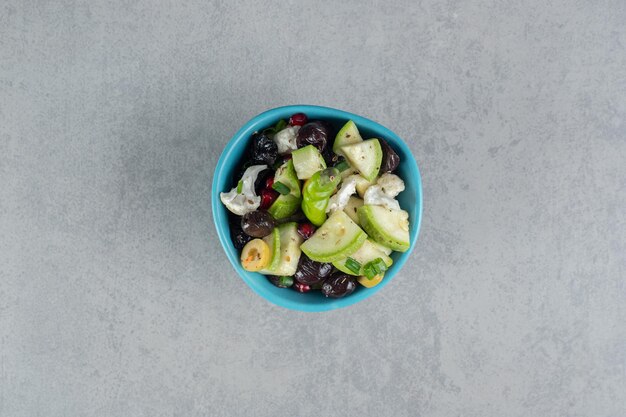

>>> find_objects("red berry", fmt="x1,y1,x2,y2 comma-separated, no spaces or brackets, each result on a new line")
260,188,278,209
265,176,274,189
294,282,311,293
289,113,307,126
297,223,316,240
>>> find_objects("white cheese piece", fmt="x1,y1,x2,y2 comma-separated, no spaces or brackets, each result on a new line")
273,125,300,154
326,176,358,213
376,173,405,198
219,164,267,215
363,185,401,211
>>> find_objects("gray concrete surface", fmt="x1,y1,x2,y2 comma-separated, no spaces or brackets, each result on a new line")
2,1,625,416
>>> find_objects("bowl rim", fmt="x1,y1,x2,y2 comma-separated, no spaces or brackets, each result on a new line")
211,104,423,312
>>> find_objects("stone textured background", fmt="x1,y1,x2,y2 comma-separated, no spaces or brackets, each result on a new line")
1,1,625,416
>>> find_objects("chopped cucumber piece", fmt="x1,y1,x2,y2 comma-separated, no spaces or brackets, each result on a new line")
261,228,281,271
333,120,363,156
300,210,367,262
292,145,327,180
259,223,303,276
341,139,383,182
268,194,301,219
332,239,393,276
357,205,410,252
343,196,364,225
274,159,300,198
272,181,290,195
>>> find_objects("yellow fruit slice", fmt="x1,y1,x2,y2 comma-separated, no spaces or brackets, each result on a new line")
240,239,271,272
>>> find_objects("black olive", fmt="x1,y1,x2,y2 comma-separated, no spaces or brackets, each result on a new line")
230,220,253,250
294,254,333,285
296,121,331,152
321,272,357,298
248,132,278,166
322,147,339,166
254,168,273,195
241,210,276,237
378,138,400,173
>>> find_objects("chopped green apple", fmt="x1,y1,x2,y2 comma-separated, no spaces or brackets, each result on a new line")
300,210,367,262
341,139,382,182
292,145,327,180
333,120,363,156
357,205,410,252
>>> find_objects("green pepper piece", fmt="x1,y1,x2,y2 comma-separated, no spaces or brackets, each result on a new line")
301,168,341,226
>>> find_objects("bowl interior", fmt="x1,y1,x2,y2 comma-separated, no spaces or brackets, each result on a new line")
212,105,422,312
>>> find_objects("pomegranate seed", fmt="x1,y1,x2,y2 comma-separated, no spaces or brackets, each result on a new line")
265,176,274,189
294,282,310,293
297,223,316,240
289,113,307,126
260,188,278,209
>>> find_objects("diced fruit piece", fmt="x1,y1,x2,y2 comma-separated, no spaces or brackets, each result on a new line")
297,222,316,240
292,145,327,180
357,273,384,288
343,196,364,225
260,188,278,209
300,210,367,262
268,194,301,219
273,159,300,197
259,222,303,276
289,113,307,126
332,239,393,276
333,120,363,156
301,168,341,226
340,139,383,182
357,205,410,252
261,227,281,271
240,239,271,272
321,272,357,298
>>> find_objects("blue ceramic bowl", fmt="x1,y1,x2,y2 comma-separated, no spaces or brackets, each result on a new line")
212,105,422,312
